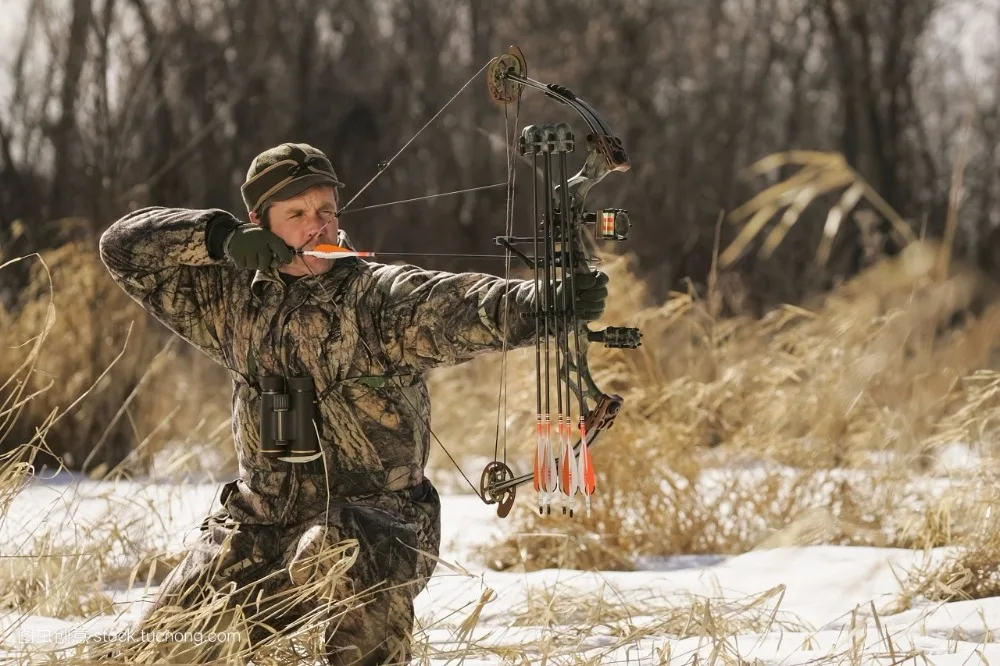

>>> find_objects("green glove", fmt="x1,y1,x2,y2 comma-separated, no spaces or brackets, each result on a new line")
224,224,294,271
552,270,609,322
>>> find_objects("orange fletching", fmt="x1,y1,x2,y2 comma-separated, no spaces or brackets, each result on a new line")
560,451,571,495
580,425,595,494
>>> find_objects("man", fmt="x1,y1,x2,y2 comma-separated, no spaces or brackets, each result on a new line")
99,143,607,664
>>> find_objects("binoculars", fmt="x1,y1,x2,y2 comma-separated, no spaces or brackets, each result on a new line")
259,375,321,466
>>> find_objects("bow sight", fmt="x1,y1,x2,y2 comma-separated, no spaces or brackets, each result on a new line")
592,209,631,241
483,46,643,518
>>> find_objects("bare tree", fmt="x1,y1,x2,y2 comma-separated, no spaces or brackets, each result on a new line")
49,0,92,219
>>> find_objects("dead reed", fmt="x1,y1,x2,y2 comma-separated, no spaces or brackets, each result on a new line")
0,233,233,479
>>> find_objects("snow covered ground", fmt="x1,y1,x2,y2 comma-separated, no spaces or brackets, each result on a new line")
1,474,998,664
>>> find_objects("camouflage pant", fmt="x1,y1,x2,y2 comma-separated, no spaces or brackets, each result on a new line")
118,479,441,665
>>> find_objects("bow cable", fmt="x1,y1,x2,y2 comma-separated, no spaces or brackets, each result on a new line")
335,182,506,217
296,60,493,255
493,89,522,471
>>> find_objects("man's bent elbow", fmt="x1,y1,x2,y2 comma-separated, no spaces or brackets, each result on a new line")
98,222,119,270
98,219,134,279
98,208,155,275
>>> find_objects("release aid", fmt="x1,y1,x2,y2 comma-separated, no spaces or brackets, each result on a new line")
259,375,323,471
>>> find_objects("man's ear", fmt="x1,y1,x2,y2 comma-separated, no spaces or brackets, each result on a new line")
248,211,262,226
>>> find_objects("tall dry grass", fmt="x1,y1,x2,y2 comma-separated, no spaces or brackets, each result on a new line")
0,229,233,479
426,239,1000,574
0,235,236,660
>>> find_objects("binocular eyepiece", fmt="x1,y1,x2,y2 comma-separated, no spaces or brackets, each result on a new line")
259,375,321,468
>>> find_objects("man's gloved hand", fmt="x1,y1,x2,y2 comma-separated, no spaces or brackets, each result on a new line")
552,270,609,322
224,223,294,271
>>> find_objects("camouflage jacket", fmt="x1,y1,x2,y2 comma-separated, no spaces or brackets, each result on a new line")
99,207,539,525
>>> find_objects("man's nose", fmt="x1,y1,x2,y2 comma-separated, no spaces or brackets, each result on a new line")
306,213,327,231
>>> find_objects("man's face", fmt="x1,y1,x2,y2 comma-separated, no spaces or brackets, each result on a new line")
251,185,339,276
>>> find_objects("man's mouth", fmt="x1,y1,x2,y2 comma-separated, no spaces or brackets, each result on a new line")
301,238,333,256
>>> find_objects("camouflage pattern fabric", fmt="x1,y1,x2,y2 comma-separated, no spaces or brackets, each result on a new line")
99,206,539,664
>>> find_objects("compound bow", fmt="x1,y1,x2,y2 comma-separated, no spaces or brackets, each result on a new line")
477,46,641,518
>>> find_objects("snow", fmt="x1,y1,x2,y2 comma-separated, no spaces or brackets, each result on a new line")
933,442,984,474
1,475,999,664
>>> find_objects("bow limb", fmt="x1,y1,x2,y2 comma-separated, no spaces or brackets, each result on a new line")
488,46,630,174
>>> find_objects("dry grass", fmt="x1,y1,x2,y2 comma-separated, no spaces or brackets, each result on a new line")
427,239,1000,573
893,471,1000,606
421,150,1000,614
718,151,917,269
410,573,945,665
0,232,233,479
0,243,242,663
415,580,802,665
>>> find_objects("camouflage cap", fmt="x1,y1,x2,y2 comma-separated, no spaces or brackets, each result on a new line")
241,143,345,215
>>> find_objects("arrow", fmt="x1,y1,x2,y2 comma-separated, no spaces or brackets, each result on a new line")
297,242,509,261
298,244,376,259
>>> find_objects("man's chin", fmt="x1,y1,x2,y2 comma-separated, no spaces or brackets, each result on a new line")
309,257,335,273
